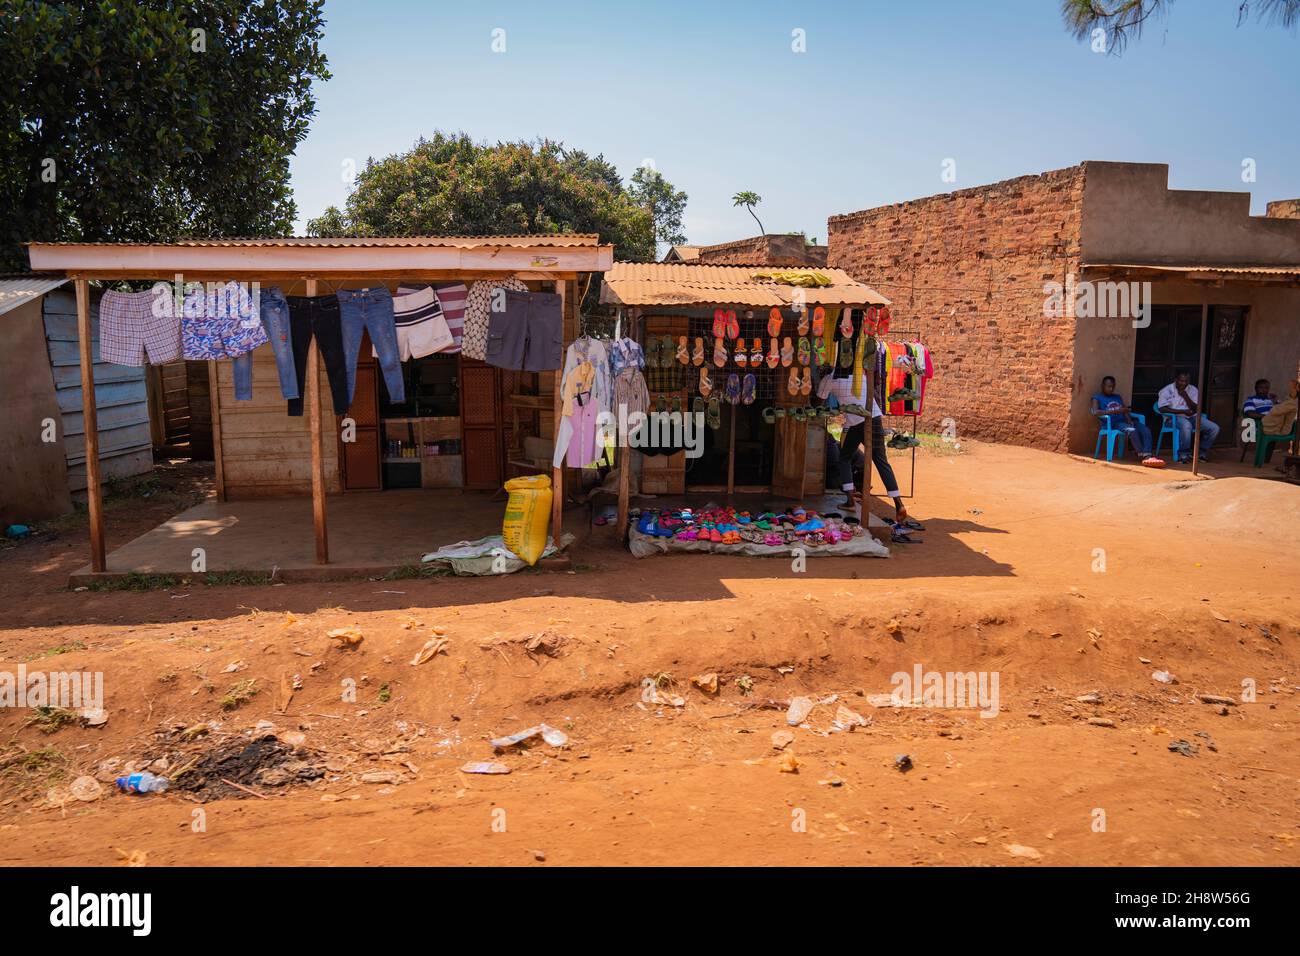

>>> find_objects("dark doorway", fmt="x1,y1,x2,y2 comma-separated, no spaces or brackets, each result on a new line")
1133,305,1246,445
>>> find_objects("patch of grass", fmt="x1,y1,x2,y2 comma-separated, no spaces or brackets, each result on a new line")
23,707,81,735
219,678,259,711
377,682,391,704
734,675,755,696
200,570,272,587
81,572,182,593
380,564,452,581
1,745,70,783
157,671,178,684
28,640,87,660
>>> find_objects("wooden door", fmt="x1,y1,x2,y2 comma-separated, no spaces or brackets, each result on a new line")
339,332,382,490
460,358,503,489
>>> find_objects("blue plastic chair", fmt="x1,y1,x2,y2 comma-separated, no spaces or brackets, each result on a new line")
1094,413,1147,461
1153,403,1182,461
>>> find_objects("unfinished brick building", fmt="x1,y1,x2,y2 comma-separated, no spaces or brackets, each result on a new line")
828,162,1300,455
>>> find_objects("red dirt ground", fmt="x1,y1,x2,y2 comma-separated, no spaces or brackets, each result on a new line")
1,443,1297,867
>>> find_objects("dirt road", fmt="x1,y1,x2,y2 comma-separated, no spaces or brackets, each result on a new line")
2,444,1297,866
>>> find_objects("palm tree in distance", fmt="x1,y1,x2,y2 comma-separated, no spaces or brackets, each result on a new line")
732,191,765,235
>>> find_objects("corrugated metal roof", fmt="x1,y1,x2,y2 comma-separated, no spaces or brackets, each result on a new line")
600,262,889,307
27,234,601,249
0,275,69,318
1083,262,1300,276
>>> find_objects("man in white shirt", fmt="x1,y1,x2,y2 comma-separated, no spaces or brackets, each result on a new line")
1157,370,1220,462
819,374,916,529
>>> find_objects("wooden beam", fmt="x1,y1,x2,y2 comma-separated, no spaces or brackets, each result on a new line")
551,279,567,545
75,278,106,572
1192,299,1207,475
207,360,226,502
863,336,875,504
305,278,329,564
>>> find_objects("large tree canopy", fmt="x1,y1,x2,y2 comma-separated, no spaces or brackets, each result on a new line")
0,0,330,271
307,133,679,263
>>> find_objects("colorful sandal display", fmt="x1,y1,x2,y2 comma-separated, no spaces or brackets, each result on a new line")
797,337,811,366
749,337,764,367
767,307,783,337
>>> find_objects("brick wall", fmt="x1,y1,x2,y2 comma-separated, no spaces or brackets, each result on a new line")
828,167,1085,452
698,234,829,267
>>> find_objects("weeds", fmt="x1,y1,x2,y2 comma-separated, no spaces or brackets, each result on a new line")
219,678,259,711
23,706,81,735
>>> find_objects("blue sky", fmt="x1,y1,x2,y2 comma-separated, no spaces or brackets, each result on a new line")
290,0,1300,244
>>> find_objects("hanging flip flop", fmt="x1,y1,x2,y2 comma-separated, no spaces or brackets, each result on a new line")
767,307,783,338
800,367,813,396
811,306,825,337
713,337,727,367
877,307,891,335
787,367,800,396
643,335,659,368
725,309,740,340
750,337,764,367
797,337,811,366
838,338,854,368
724,372,741,406
676,335,689,365
707,396,722,430
655,393,668,413
692,336,705,366
766,337,780,369
693,396,705,418
712,308,727,339
762,406,777,424
698,367,713,396
741,372,756,405
781,336,794,367
735,340,748,368
796,309,809,337
813,337,827,366
840,309,854,338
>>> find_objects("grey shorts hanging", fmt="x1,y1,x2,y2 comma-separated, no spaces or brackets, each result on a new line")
485,289,563,372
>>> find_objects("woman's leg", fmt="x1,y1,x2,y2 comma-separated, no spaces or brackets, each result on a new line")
870,416,907,520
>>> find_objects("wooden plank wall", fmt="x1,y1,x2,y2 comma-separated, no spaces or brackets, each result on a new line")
42,288,152,493
215,343,341,498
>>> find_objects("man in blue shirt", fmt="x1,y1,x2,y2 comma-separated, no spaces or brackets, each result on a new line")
1091,375,1155,461
1242,379,1276,419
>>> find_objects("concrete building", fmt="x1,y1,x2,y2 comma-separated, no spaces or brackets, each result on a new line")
828,161,1300,455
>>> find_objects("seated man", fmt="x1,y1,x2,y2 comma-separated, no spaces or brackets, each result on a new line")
1261,379,1298,439
1090,375,1155,462
1158,371,1220,462
1242,378,1276,420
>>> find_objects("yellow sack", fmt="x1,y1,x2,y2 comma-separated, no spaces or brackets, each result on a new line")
502,474,553,566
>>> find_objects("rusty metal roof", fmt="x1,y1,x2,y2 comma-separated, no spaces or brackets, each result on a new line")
26,234,602,249
600,262,889,308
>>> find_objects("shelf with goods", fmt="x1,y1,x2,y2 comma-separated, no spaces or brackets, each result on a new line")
380,416,463,488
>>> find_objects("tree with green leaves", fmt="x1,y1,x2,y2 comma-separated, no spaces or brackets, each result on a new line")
306,133,672,262
0,0,330,272
1062,0,1299,54
628,166,688,248
732,191,765,234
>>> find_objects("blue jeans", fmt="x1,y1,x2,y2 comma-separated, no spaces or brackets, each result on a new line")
258,287,300,400
337,288,404,405
1113,418,1153,456
1174,414,1220,458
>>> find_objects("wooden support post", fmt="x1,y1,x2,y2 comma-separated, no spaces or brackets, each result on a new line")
207,359,225,502
863,346,875,504
551,278,566,545
1192,299,1208,476
726,402,736,496
76,278,106,572
305,278,329,564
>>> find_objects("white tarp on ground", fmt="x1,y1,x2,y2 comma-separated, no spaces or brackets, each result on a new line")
628,527,889,559
421,533,573,575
